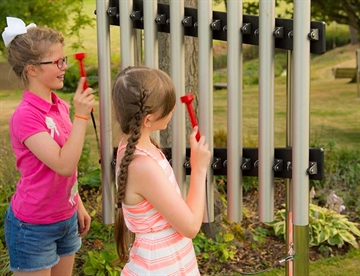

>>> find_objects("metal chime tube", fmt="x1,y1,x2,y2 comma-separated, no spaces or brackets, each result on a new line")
286,50,294,276
96,0,114,224
258,0,275,222
198,0,214,222
119,0,135,68
170,0,187,198
293,0,311,275
144,0,160,143
143,0,158,68
226,0,243,222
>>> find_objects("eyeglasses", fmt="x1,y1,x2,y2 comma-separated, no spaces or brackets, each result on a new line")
38,56,67,69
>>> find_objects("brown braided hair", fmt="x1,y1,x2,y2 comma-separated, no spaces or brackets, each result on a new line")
112,66,176,262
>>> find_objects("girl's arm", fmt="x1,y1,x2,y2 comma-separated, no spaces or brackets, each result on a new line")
129,127,211,238
24,78,95,176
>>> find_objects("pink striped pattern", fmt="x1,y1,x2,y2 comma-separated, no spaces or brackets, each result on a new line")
117,145,200,275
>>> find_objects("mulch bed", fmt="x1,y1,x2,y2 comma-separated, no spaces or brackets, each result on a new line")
198,181,356,275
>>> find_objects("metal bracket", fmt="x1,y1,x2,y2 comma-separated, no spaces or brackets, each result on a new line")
210,19,222,31
308,29,319,41
273,26,284,39
241,158,252,171
307,161,318,175
273,159,284,172
107,7,118,17
155,14,167,25
130,10,141,21
182,16,193,27
240,23,252,35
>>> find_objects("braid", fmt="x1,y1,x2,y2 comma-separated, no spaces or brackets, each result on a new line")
114,89,148,263
116,88,148,203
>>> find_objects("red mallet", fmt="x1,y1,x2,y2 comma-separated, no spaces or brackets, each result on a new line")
74,52,88,89
180,94,201,141
74,52,99,153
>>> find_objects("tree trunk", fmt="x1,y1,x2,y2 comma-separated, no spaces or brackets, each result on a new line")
159,0,198,147
349,26,359,45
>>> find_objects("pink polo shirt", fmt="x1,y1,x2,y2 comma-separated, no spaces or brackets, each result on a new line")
9,91,78,224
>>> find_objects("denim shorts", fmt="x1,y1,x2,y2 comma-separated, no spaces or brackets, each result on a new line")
4,205,81,272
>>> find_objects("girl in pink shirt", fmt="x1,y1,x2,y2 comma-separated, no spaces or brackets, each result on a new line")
2,17,94,275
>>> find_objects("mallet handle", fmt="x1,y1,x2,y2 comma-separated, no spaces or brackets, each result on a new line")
180,94,201,141
78,61,88,89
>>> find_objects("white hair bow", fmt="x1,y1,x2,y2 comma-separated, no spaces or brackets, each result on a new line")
2,17,36,47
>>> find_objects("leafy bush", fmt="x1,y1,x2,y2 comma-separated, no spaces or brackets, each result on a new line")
193,231,236,263
0,139,18,247
311,142,360,220
267,204,360,249
62,63,99,93
83,244,122,276
0,138,18,275
325,23,351,50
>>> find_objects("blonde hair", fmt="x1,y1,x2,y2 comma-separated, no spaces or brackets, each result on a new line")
6,26,64,86
112,66,176,262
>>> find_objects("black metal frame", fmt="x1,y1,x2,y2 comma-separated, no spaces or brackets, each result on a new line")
105,0,326,54
112,147,324,180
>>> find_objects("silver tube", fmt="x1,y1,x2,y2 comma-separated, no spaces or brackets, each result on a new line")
119,0,135,68
293,1,311,273
286,50,294,276
143,0,160,143
292,0,310,226
96,0,115,224
144,0,158,68
198,0,214,222
227,0,243,222
258,0,275,222
170,0,187,198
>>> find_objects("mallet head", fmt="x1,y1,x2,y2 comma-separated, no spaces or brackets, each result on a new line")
180,94,194,104
74,52,86,61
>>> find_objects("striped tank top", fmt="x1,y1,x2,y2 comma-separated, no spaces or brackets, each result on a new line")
117,143,200,276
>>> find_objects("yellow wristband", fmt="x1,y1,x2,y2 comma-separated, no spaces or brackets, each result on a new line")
74,114,89,121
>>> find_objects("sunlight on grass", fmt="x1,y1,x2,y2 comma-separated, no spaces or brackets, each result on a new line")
228,249,360,276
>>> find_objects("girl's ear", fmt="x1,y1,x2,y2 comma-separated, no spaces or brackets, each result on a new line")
26,64,37,77
143,114,152,128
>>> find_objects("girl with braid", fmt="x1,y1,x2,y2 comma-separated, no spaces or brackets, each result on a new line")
112,66,211,275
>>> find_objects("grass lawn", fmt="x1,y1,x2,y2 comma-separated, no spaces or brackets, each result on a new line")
257,248,360,276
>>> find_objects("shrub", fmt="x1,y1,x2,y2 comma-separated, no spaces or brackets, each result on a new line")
193,231,236,263
0,138,18,275
83,244,122,276
267,203,360,249
62,64,99,93
325,23,352,50
311,142,360,221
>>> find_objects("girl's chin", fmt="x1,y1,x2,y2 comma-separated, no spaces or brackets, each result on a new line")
55,82,64,90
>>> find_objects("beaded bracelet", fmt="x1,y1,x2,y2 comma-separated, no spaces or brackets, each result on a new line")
74,114,89,121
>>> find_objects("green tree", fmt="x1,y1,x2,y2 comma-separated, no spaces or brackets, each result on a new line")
0,0,94,55
309,0,359,44
306,0,359,36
